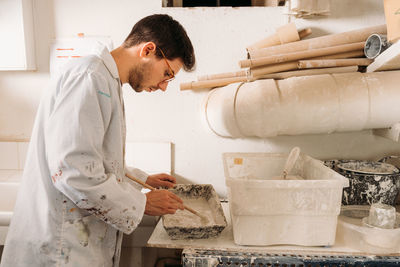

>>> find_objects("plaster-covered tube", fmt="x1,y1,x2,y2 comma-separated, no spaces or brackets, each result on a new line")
205,71,400,138
205,82,244,137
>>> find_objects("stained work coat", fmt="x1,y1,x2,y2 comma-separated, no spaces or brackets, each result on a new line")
0,44,148,267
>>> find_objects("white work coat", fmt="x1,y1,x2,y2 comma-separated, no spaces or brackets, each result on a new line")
0,44,148,267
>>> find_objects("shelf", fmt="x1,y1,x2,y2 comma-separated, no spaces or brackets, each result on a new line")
147,202,400,256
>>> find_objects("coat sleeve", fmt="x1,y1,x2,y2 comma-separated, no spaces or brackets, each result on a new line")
45,70,146,234
124,166,149,191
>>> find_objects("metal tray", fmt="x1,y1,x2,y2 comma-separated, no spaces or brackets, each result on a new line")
162,184,227,239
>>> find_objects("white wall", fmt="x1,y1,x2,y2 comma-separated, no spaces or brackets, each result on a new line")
1,0,399,196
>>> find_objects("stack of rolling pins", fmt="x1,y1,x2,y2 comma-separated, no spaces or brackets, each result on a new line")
180,23,386,91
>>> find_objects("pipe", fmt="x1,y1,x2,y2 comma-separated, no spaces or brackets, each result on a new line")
248,24,386,59
256,66,358,80
197,70,248,81
246,23,301,51
240,42,365,68
249,50,365,76
205,71,400,138
316,50,365,59
180,76,248,91
298,58,373,69
181,66,358,90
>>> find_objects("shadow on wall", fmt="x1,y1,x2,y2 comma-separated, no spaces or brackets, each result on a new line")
265,130,400,162
34,0,56,72
329,0,383,20
0,0,56,141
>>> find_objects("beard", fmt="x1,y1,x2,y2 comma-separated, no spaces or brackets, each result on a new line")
127,62,159,92
128,63,146,92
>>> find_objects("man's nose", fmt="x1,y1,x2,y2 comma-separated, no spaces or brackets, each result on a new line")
159,82,168,91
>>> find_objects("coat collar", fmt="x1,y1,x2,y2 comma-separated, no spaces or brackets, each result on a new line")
92,42,119,80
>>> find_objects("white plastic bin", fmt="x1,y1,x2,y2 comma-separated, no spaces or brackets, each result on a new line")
223,152,349,246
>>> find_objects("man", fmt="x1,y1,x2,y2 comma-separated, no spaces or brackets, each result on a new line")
0,14,195,267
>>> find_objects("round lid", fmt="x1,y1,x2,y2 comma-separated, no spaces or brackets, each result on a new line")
364,34,384,59
337,161,399,175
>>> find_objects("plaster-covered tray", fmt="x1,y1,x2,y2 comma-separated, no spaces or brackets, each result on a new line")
162,184,227,240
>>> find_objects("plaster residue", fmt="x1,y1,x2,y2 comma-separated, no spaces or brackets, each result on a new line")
164,197,217,228
60,247,71,264
74,219,89,247
326,160,400,205
162,184,227,239
338,161,399,175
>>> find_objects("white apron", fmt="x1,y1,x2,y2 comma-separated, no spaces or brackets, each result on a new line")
1,43,148,267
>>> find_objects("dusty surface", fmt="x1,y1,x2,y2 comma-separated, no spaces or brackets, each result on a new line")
338,206,400,252
149,202,400,255
163,198,217,227
337,161,399,175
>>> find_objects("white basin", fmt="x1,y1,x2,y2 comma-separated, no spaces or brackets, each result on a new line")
0,182,20,226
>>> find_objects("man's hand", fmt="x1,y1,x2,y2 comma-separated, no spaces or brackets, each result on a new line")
144,189,184,216
146,173,177,189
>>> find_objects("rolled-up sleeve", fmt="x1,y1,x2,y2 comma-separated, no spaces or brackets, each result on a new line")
45,71,145,234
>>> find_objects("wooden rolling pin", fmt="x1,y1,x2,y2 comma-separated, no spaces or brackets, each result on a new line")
298,58,373,69
240,42,366,68
125,173,202,217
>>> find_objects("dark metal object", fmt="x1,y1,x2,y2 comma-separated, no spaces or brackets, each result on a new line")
364,34,391,59
182,249,400,267
324,160,400,206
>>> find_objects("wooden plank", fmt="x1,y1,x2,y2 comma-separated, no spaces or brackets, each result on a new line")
367,40,400,72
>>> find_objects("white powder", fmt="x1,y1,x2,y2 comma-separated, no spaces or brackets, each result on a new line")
164,197,217,227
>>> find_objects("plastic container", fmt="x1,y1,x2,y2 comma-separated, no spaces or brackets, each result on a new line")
223,152,349,246
337,206,400,254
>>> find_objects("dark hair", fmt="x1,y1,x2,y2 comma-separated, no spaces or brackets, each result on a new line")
124,14,195,71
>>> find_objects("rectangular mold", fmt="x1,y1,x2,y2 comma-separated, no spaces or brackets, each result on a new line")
162,184,227,239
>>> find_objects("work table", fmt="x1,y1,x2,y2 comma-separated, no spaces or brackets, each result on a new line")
147,202,400,266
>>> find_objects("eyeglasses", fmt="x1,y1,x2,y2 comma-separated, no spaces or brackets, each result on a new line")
158,47,175,82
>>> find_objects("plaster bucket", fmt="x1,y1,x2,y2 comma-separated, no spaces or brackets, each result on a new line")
335,160,400,206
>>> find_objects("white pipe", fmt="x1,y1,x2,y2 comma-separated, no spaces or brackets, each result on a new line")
205,71,400,138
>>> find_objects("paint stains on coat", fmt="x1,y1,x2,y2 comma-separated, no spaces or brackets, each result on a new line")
51,168,63,183
39,242,51,255
60,247,71,264
85,161,96,174
74,220,89,247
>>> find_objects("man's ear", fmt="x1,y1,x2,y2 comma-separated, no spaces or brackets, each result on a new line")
139,42,156,57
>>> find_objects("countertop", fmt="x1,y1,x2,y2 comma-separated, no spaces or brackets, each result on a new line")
147,202,400,257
